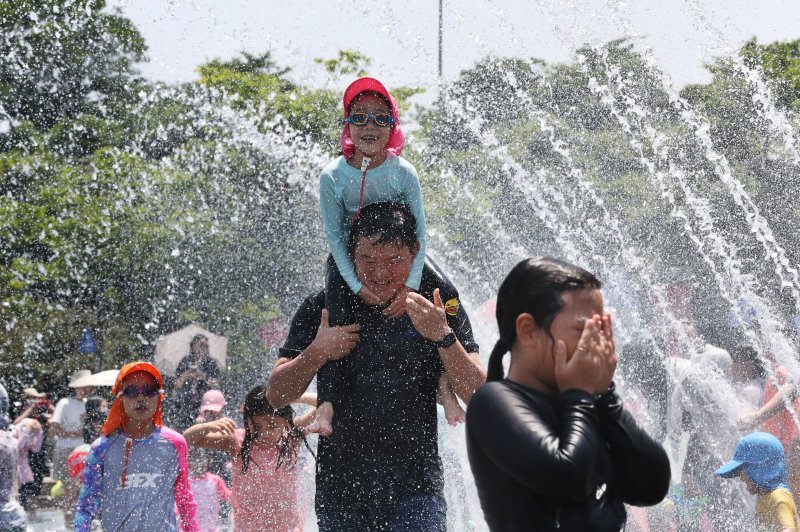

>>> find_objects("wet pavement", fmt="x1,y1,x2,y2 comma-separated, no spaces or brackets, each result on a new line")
28,509,65,531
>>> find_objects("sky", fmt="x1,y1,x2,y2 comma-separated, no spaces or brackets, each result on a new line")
106,0,800,101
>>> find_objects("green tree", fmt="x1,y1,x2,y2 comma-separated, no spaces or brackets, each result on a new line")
740,37,800,110
0,0,147,130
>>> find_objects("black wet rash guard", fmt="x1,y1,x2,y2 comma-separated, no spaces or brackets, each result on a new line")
466,380,671,531
280,264,479,514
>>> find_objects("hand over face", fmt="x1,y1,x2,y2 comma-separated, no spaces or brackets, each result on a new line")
554,313,617,395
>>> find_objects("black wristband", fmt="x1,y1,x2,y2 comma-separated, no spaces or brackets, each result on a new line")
594,381,616,402
431,331,457,349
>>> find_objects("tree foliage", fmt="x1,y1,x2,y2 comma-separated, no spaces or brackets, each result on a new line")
0,0,147,129
2,0,799,394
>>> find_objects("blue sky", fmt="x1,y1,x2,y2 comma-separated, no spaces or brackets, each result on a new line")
108,0,800,97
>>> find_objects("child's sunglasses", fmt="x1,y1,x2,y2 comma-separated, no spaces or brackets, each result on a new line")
120,384,160,398
344,113,396,127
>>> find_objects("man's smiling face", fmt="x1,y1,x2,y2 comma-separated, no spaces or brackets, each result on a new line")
352,234,417,305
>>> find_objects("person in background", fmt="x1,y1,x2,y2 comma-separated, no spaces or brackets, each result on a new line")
12,416,42,513
738,352,800,497
170,335,221,432
50,370,93,519
717,432,800,532
13,388,52,510
197,390,226,424
668,344,749,531
75,361,199,531
0,383,28,531
82,396,107,444
188,447,232,532
466,257,670,531
195,389,231,486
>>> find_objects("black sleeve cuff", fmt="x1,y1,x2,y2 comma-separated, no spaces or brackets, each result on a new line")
559,389,596,406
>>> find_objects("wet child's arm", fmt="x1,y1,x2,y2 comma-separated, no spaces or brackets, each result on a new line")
74,442,105,531
182,418,237,455
320,172,363,294
168,432,200,532
402,166,426,290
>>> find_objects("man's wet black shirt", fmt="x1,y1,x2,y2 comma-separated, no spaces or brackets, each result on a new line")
280,265,479,512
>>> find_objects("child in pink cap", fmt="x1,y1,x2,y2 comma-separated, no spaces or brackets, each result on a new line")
314,77,465,436
197,390,226,423
195,390,231,486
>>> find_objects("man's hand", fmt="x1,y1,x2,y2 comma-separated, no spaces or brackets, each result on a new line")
310,309,361,363
358,286,381,305
384,286,411,319
406,289,451,341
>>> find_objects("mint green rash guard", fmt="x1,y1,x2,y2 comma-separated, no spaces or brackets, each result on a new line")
319,155,427,293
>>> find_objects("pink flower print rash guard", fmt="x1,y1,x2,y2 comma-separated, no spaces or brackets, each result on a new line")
75,427,199,531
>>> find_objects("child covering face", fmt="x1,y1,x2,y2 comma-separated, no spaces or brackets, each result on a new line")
74,361,200,532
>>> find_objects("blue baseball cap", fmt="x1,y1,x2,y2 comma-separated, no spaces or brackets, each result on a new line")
717,432,788,491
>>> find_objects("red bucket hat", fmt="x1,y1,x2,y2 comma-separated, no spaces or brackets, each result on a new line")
101,361,164,437
340,77,405,159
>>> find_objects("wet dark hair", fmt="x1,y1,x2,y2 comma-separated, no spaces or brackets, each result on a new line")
239,385,314,473
190,334,208,349
730,342,767,379
487,257,602,381
347,202,418,257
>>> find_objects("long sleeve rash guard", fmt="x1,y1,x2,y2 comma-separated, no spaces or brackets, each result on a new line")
466,381,670,532
74,427,199,532
319,155,427,293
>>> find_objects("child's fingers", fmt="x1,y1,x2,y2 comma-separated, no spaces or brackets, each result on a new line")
604,314,615,350
217,418,236,433
320,309,329,328
576,317,597,354
554,339,568,375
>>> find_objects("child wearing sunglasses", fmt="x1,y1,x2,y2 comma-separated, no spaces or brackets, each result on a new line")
184,385,316,532
315,77,466,436
75,362,200,532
